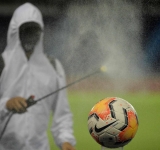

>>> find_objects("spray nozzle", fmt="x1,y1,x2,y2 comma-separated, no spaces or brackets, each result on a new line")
26,95,37,108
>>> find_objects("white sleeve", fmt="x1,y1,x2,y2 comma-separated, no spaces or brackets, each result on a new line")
50,59,76,148
0,60,12,135
0,97,11,136
0,97,10,121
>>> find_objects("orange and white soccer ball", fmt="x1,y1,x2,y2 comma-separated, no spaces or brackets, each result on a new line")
87,97,139,148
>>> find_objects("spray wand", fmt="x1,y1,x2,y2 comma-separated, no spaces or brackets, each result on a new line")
27,65,107,106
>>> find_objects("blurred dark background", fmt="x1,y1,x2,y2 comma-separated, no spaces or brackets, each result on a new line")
0,0,160,74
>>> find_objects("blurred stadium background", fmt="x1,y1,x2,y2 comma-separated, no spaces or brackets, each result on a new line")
0,0,160,149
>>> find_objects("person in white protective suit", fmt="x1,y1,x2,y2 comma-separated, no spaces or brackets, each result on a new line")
0,2,76,150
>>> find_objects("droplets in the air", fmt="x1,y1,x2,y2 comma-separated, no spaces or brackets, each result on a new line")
46,0,143,91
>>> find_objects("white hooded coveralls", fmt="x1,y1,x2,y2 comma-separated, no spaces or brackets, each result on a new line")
0,3,76,150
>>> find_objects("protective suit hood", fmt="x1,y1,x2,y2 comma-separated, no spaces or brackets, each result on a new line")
6,2,44,55
10,2,43,28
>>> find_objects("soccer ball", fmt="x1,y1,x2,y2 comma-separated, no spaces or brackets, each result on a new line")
87,97,139,148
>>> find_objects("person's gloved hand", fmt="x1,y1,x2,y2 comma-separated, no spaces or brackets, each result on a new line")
6,97,27,113
62,142,76,150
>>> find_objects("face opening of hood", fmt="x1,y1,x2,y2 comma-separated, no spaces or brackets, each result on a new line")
19,22,43,53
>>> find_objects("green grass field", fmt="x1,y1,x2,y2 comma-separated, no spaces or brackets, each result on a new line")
47,90,160,150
